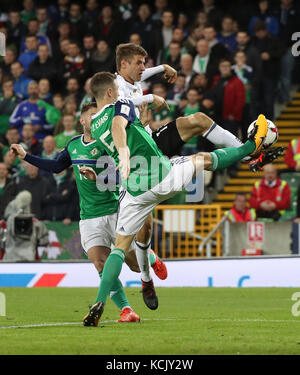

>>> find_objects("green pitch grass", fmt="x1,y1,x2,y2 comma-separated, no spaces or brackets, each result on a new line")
0,287,300,355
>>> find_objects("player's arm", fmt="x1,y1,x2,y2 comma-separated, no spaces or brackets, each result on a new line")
141,64,177,84
112,116,130,180
10,143,72,173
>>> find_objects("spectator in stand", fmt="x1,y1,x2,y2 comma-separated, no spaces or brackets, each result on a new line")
82,34,96,60
0,48,17,76
21,0,36,25
92,5,124,51
10,61,32,99
14,162,51,219
200,0,223,30
249,0,279,37
176,12,189,40
38,78,52,105
203,25,229,61
217,15,238,52
0,78,21,136
152,0,168,23
52,21,71,61
27,44,58,87
275,0,299,104
227,193,256,222
130,3,153,52
192,39,219,85
151,9,175,64
0,126,20,158
232,50,253,141
2,149,21,179
68,2,87,41
251,20,285,119
19,122,43,156
166,73,186,105
36,5,53,37
20,19,52,54
160,28,186,63
232,30,262,119
62,41,90,86
82,0,100,33
210,58,245,138
76,78,93,119
52,93,65,113
129,33,142,46
284,139,300,171
18,34,38,73
43,169,76,222
250,164,291,221
65,77,82,107
55,113,79,151
179,53,196,89
90,40,115,75
41,136,58,160
6,10,27,52
161,41,182,72
54,38,71,67
9,81,55,140
60,95,78,119
183,26,204,57
0,163,11,196
178,87,202,155
149,83,176,131
48,0,69,25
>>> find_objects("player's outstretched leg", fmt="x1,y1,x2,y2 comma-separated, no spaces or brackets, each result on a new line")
189,114,269,173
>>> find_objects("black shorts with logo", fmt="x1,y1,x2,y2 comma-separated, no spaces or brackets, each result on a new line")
151,120,185,158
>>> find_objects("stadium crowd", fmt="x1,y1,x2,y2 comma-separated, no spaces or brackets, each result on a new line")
0,0,299,224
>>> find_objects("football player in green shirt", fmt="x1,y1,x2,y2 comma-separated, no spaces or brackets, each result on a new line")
83,71,269,325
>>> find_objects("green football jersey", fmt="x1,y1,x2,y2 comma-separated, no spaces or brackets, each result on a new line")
66,135,119,219
91,99,172,196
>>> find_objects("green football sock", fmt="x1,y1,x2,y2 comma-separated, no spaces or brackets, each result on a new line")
149,251,156,266
96,249,126,306
209,140,255,171
96,271,130,310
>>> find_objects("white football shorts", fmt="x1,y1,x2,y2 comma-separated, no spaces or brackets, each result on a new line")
117,156,196,236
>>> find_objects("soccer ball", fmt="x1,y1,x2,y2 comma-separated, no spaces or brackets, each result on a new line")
247,119,278,149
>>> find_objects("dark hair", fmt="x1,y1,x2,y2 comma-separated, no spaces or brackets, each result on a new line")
115,43,147,71
7,126,19,132
254,20,267,32
90,72,116,99
81,102,97,115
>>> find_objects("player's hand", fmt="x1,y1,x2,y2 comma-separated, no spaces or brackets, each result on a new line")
152,94,170,112
162,64,177,84
138,102,152,126
10,144,26,159
79,166,97,181
117,146,130,180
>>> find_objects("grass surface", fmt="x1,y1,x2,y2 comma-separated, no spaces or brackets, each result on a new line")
0,287,300,355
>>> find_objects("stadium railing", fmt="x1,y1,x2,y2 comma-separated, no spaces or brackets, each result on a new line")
153,204,222,258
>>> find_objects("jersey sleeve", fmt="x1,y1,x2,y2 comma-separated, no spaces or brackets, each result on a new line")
114,99,136,123
24,147,72,173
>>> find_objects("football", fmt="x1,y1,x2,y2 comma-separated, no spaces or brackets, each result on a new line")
247,119,278,149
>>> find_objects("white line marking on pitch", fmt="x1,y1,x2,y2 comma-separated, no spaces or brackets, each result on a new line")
0,318,300,329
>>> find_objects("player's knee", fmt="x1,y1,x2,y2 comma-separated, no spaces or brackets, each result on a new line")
189,112,212,133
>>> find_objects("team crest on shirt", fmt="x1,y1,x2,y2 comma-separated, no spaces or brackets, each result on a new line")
90,148,99,156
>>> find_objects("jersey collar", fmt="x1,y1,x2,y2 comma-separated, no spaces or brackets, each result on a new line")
81,134,96,146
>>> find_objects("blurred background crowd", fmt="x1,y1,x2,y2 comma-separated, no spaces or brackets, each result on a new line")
0,0,299,225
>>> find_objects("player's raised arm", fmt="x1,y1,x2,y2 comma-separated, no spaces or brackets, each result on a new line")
10,143,72,173
141,64,177,84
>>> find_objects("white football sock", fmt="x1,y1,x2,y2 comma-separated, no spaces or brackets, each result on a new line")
135,240,151,282
203,122,243,148
203,123,250,161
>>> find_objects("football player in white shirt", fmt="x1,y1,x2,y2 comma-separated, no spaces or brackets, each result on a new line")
114,43,284,276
